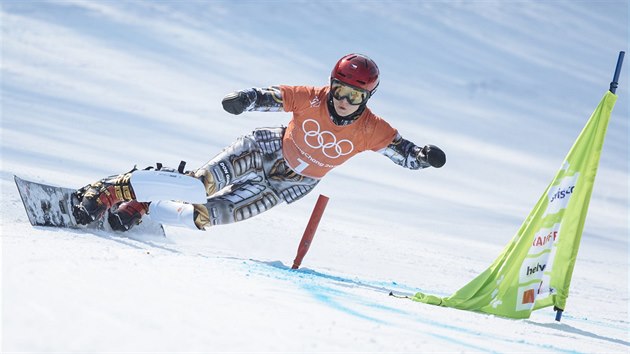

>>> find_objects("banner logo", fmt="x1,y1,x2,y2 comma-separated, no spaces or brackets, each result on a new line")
302,119,354,159
544,174,579,216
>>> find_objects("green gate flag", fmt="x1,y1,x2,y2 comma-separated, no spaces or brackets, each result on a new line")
412,91,618,319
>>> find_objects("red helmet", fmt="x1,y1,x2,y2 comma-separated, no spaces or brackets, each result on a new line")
331,53,380,96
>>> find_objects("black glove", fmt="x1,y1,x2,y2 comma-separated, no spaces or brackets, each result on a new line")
222,90,255,115
418,145,446,168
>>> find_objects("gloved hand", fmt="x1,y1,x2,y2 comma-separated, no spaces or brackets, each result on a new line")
418,144,446,168
108,201,149,231
222,90,255,115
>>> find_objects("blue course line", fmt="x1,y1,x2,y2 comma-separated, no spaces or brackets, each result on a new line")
239,259,590,353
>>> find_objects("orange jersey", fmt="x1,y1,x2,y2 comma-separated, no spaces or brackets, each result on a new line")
280,85,397,179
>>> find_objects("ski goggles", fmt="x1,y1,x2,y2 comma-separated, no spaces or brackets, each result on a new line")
331,79,369,105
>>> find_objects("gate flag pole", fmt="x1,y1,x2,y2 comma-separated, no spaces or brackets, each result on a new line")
410,52,624,320
292,194,329,269
555,51,626,321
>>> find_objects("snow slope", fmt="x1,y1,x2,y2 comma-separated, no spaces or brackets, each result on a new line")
1,1,628,352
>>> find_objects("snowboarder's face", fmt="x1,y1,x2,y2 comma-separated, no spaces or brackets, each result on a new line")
332,95,361,117
330,78,369,117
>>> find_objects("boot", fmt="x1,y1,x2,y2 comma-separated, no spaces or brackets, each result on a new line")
108,200,149,231
73,171,136,225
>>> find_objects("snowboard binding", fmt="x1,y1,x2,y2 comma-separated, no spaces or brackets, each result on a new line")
72,169,137,226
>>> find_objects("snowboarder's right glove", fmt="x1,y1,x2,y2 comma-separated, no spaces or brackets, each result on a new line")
222,89,257,115
418,145,446,168
108,200,149,231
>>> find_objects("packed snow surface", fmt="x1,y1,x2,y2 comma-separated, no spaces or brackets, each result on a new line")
1,1,628,352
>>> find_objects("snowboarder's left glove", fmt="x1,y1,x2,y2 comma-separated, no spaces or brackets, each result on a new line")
418,145,446,168
222,89,256,115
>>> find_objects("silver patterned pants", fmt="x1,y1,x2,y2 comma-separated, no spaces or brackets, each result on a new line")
192,127,319,228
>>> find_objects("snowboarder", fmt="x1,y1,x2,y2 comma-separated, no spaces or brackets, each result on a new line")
73,53,446,231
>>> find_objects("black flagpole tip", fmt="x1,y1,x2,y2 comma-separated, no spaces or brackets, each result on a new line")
609,51,625,94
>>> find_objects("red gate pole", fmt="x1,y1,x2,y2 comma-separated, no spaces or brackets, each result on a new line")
291,194,329,269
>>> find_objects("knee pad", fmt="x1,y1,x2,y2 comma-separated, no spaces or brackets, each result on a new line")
130,170,206,203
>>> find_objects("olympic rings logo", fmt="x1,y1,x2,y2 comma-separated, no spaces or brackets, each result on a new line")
302,119,354,159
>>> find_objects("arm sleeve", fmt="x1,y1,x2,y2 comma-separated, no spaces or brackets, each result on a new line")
379,133,431,170
252,86,284,112
239,86,284,113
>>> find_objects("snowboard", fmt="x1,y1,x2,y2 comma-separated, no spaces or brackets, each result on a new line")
14,175,165,236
